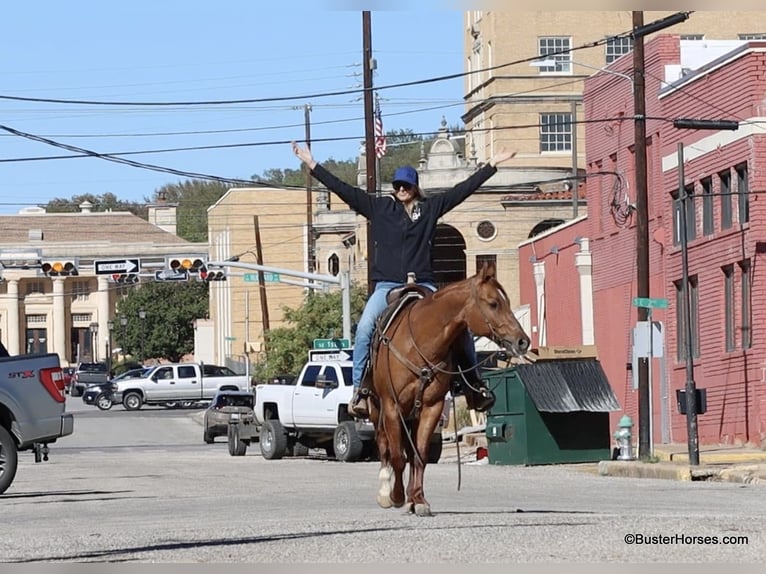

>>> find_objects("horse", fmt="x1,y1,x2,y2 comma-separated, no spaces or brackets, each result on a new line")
367,262,530,516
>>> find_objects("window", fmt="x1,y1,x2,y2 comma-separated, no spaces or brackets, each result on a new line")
701,177,714,235
328,253,339,277
740,259,751,349
672,190,681,246
605,36,633,63
684,184,696,241
300,365,320,387
675,276,700,361
26,281,44,295
680,34,704,40
178,366,196,379
739,33,766,40
736,163,749,225
476,254,497,272
537,37,571,73
26,314,47,324
720,169,732,230
540,113,573,152
72,280,90,302
476,220,497,240
723,265,735,352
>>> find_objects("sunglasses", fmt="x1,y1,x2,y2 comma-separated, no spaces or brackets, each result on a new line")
393,181,414,192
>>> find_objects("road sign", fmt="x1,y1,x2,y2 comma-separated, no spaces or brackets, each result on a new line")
243,272,281,282
154,269,188,282
95,258,140,275
313,338,351,350
308,348,353,362
632,297,668,309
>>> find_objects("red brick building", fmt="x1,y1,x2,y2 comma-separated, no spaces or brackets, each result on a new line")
519,36,766,447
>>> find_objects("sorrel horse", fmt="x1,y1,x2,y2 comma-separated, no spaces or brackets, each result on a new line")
367,262,530,516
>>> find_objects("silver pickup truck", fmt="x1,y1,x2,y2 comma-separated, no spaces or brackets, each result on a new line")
0,343,74,494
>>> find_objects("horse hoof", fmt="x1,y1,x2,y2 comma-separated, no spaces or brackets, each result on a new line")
376,494,393,509
414,503,432,517
391,498,405,508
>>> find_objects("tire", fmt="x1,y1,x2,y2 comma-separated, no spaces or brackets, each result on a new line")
333,421,364,462
427,438,443,464
122,391,143,411
203,429,215,444
163,402,178,409
0,425,19,495
228,424,248,457
95,393,113,411
259,420,288,460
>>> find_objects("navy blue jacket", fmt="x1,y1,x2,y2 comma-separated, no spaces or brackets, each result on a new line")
310,163,498,284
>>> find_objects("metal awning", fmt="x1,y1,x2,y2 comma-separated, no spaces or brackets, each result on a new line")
514,359,620,413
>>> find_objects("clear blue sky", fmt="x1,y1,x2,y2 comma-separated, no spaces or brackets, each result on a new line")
0,3,464,214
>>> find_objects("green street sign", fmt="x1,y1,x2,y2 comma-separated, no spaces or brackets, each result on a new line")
224,336,236,341
243,272,280,282
313,338,351,350
632,297,668,309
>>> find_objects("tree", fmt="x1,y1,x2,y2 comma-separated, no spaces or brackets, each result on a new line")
253,282,368,380
43,192,147,217
114,281,209,363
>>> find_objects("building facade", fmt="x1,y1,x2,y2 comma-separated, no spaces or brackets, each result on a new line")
519,35,766,447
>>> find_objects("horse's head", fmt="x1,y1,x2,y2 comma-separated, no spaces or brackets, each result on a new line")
465,262,530,357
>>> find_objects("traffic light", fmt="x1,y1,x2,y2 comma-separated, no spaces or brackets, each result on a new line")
41,259,78,276
201,269,226,282
111,273,139,285
165,255,207,275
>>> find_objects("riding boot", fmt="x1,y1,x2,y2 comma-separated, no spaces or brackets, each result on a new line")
347,387,370,418
460,369,495,413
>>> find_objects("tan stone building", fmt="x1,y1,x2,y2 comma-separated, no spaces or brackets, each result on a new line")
463,11,766,179
0,202,204,366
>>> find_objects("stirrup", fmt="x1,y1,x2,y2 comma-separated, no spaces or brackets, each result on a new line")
347,388,369,418
473,387,496,413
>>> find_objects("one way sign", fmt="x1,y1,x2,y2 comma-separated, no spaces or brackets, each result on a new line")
94,258,140,275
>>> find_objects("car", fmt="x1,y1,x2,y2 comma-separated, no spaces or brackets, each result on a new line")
203,390,255,444
70,362,110,397
62,367,76,394
82,368,149,407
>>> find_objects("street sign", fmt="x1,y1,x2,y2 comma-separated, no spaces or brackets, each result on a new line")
313,338,351,350
632,297,668,309
154,269,188,282
308,348,354,362
243,272,281,282
95,258,140,275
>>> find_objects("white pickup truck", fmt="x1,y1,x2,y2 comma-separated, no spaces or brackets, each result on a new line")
112,363,250,410
249,349,444,463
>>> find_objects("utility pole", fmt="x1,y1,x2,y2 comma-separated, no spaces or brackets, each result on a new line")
303,104,315,274
362,11,376,293
632,10,651,461
253,216,270,338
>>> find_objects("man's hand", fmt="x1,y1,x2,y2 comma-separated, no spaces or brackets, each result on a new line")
292,141,317,170
489,148,517,167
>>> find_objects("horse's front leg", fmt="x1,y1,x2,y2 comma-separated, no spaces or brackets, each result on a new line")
381,407,406,508
406,404,442,517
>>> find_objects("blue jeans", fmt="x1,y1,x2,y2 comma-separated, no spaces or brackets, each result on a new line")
352,281,479,388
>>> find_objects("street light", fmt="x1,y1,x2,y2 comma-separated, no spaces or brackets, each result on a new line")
530,58,634,88
119,315,128,362
88,322,99,362
138,309,146,363
107,319,114,375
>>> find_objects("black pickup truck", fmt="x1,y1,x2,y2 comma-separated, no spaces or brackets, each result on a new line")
0,341,74,494
70,362,111,397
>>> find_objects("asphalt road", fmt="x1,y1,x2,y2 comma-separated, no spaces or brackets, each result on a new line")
2,396,765,563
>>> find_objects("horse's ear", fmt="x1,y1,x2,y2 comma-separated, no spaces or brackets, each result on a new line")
478,261,497,282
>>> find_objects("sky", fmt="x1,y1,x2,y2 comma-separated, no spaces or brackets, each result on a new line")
0,2,466,214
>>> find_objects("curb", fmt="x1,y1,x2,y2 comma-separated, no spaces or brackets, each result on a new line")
598,460,766,484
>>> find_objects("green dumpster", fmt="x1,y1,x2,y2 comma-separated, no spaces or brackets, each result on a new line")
485,358,620,465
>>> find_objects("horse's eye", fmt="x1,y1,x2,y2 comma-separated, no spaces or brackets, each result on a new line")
488,300,499,310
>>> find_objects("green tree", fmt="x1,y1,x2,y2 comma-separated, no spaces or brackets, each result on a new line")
253,282,368,380
43,192,147,217
149,180,233,242
114,281,209,363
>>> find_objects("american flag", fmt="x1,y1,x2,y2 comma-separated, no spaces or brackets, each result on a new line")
374,106,386,159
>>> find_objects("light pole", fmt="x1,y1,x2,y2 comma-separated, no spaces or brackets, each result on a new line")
107,319,114,375
119,315,128,362
89,322,99,362
138,308,146,363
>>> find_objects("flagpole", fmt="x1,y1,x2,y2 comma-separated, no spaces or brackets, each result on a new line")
375,92,382,197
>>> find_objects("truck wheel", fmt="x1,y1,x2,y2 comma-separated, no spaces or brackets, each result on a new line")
228,424,248,456
95,393,113,411
123,392,143,411
427,438,443,464
0,426,19,495
203,429,214,444
334,421,364,462
259,420,288,460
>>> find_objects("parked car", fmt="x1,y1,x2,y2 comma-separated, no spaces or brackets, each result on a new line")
203,390,255,445
82,367,149,408
70,362,110,397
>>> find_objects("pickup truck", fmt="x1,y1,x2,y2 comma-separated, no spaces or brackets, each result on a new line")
70,362,110,397
0,342,74,494
112,363,250,410
249,350,444,463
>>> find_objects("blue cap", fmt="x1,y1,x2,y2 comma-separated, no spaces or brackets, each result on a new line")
392,166,419,188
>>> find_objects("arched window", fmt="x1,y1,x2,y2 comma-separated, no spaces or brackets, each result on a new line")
328,254,340,276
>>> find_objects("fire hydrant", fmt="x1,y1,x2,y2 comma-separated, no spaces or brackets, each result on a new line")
613,415,635,461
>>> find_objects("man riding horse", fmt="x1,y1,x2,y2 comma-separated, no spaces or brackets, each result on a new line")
291,141,516,418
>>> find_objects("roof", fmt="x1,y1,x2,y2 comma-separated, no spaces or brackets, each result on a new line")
514,358,620,413
0,212,189,245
